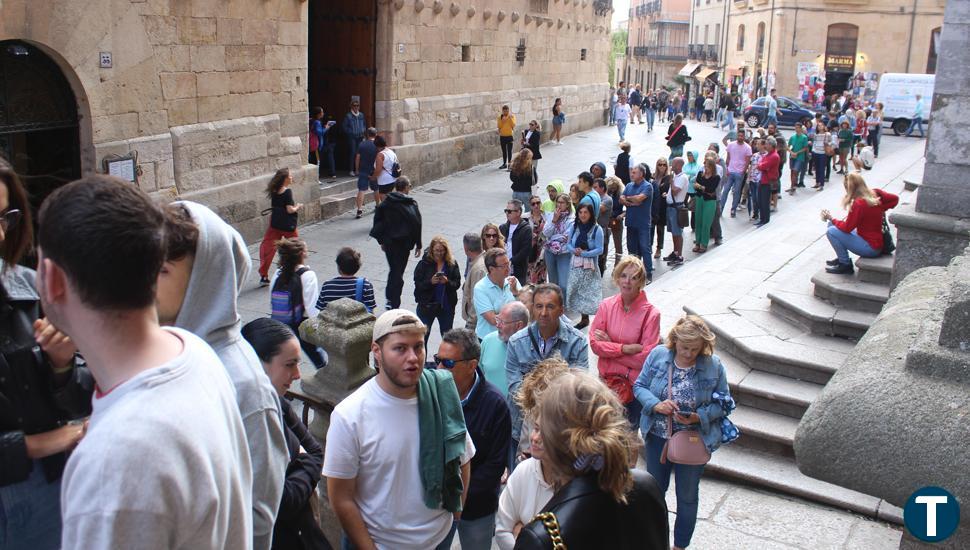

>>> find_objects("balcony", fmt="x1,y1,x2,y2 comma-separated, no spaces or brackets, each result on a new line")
707,45,718,62
645,45,689,61
649,13,691,25
633,46,649,57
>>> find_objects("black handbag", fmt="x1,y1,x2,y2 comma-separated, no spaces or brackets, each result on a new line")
880,214,895,255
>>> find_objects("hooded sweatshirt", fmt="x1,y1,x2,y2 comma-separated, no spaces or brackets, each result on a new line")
541,179,565,214
369,191,423,248
684,151,700,193
174,201,287,550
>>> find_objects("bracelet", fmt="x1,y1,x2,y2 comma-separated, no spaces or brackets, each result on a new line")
51,363,74,375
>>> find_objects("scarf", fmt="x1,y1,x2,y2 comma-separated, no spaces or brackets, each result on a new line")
573,219,597,251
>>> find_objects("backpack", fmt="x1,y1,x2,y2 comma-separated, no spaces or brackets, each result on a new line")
391,161,402,178
270,267,310,326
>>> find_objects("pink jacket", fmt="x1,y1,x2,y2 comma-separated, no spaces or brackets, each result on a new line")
589,292,661,383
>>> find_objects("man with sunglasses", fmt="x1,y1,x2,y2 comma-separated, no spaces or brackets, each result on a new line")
499,200,531,284
435,329,510,550
342,99,367,177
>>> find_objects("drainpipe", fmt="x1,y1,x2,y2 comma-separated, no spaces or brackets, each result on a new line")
765,0,776,93
905,0,917,72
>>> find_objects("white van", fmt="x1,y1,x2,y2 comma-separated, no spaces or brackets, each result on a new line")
874,73,935,135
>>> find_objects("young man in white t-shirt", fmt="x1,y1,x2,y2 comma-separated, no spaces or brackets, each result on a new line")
324,310,475,550
36,176,253,550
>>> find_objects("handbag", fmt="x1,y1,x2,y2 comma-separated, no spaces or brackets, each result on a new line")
660,364,711,466
604,374,635,404
880,214,896,256
534,512,567,550
676,204,690,228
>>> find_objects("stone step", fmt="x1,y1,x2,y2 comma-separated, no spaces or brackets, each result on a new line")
903,178,921,192
705,445,904,525
719,349,823,420
319,189,374,220
855,255,894,285
686,306,843,385
768,290,876,340
318,176,361,197
811,270,890,314
729,404,799,458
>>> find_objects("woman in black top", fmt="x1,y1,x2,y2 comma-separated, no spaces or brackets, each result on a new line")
1,160,93,548
258,168,303,285
509,149,535,202
522,120,542,184
652,158,672,259
666,113,691,161
240,319,332,550
692,158,721,253
413,235,462,346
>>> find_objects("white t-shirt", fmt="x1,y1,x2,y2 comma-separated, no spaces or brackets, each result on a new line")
61,328,252,550
323,377,475,549
667,172,690,204
377,148,398,187
614,104,631,122
858,146,875,169
270,266,320,319
495,458,555,550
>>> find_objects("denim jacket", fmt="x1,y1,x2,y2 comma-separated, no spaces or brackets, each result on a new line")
633,346,731,453
505,322,589,441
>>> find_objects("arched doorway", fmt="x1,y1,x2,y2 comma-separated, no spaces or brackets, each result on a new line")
0,40,81,214
824,24,858,96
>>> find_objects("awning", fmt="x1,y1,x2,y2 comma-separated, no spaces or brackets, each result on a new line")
695,68,717,82
678,63,701,77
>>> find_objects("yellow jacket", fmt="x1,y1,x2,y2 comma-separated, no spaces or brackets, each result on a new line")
497,114,516,137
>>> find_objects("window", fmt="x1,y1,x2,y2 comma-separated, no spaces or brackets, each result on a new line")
461,45,470,62
926,26,941,74
580,48,587,61
704,25,709,45
756,22,766,58
695,25,699,43
716,23,721,47
737,24,745,51
529,0,549,13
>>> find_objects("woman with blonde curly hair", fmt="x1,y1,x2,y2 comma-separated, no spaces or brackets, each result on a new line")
413,235,462,345
820,172,898,274
515,371,669,549
634,315,738,550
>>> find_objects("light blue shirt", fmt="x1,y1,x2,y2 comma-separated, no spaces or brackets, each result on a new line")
914,99,924,118
479,332,509,396
473,276,515,339
767,96,778,117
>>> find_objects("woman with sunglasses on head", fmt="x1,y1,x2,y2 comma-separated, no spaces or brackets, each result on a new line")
1,160,94,548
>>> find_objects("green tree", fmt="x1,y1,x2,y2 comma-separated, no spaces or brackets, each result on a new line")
609,30,628,86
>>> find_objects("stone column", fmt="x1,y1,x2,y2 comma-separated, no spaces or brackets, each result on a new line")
891,0,970,288
298,298,376,547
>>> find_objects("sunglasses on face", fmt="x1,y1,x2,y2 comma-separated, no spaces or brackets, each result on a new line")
0,209,21,233
504,209,520,214
485,233,499,238
434,355,471,369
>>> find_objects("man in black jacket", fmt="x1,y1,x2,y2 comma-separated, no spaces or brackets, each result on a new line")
436,328,510,550
369,177,422,309
499,200,532,284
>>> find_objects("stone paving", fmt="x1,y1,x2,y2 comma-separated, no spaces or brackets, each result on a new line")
238,119,924,548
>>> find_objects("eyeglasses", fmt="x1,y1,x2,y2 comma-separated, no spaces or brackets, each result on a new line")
530,201,541,206
485,233,499,238
0,209,21,233
491,262,510,271
434,354,472,369
504,209,520,214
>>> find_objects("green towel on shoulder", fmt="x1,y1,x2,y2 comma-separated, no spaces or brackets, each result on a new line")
417,368,468,513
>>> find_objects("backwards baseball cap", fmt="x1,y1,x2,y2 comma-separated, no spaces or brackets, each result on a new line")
372,309,427,342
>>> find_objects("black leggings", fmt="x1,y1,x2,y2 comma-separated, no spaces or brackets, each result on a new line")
500,136,513,164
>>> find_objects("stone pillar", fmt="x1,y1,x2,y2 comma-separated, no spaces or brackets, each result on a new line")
298,298,376,548
891,1,970,288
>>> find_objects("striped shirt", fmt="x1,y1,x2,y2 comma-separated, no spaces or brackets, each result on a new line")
315,276,377,313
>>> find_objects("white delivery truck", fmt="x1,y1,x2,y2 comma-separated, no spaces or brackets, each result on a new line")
874,73,935,135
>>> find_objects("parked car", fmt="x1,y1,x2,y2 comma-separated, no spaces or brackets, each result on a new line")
743,96,823,128
875,73,935,135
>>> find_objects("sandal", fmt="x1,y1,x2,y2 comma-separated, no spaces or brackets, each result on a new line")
692,245,701,253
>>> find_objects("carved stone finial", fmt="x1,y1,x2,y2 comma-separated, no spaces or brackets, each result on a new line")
511,11,520,23
450,3,460,16
414,0,425,12
483,9,491,19
467,6,475,17
433,0,444,14
497,10,506,21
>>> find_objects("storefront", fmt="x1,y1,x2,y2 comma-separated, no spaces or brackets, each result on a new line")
824,24,858,95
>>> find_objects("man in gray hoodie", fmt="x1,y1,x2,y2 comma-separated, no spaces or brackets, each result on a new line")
156,201,287,550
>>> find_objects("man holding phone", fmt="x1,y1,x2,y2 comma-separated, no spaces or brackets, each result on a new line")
473,249,518,341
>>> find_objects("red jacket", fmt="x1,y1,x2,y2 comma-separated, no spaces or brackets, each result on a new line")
832,188,899,250
757,150,780,183
589,292,661,383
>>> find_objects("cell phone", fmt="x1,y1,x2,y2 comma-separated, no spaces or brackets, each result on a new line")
677,409,693,417
435,271,445,276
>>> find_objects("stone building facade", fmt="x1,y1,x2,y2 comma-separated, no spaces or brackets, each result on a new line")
686,0,729,97
722,0,945,99
624,0,691,91
0,0,613,241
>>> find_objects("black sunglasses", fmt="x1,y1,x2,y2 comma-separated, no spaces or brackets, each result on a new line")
485,233,499,238
504,209,520,214
434,354,472,369
0,209,21,233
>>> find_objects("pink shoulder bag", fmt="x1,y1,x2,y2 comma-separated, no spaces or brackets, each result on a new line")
660,363,711,466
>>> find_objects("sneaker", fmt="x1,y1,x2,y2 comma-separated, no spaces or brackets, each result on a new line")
499,164,507,169
667,255,684,266
825,262,854,275
730,211,736,218
259,277,270,287
646,272,653,284
826,258,841,267
663,252,677,262
355,209,363,219
350,171,356,177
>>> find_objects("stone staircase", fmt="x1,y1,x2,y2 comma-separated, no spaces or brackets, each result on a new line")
683,253,903,524
317,176,375,219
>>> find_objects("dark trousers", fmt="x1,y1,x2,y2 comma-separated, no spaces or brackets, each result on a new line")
757,183,772,225
289,321,328,369
312,145,335,178
813,153,827,187
867,128,881,156
347,136,362,171
384,240,412,309
655,222,665,252
416,303,456,346
500,136,513,165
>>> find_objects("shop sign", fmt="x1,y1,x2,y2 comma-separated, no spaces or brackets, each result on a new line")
825,54,855,72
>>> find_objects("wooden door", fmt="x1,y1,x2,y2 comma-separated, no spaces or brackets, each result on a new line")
308,0,377,172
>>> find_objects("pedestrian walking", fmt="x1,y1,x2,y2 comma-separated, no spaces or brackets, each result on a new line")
509,149,534,203
866,103,883,157
521,120,542,183
269,237,328,369
541,194,575,297
370,135,399,205
315,247,378,313
589,255,662,428
614,95,631,141
652,158,671,258
309,106,337,181
354,127,378,219
369,177,422,310
904,94,925,138
645,89,657,131
821,173,899,274
703,94,715,122
551,98,565,144
565,203,603,330
666,114,691,160
634,315,738,550
765,88,779,127
693,92,704,121
498,105,517,169
258,168,302,286
615,141,633,184
658,89,669,123
692,158,720,252
413,235,462,346
240,319,332,550
515,370,669,550
342,99,367,176
629,85,643,124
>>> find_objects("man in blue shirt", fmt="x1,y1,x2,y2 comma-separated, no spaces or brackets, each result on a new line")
619,164,655,281
473,248,518,340
905,94,925,138
765,88,779,128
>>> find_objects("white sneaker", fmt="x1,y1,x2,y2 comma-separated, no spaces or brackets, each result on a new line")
349,171,356,177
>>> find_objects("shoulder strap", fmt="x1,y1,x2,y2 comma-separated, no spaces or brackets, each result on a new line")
291,267,309,308
528,325,543,358
666,362,674,438
354,277,365,303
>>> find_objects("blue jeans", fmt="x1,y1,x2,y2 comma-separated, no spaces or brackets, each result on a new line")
666,205,684,236
646,108,656,130
617,119,628,140
347,135,363,171
608,105,617,125
343,520,457,550
715,107,725,127
766,114,778,128
826,222,879,264
544,250,573,297
813,153,828,187
719,110,734,130
458,513,496,550
646,433,705,549
416,303,456,346
625,225,654,273
668,146,684,161
0,461,62,550
905,116,924,137
721,171,744,213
